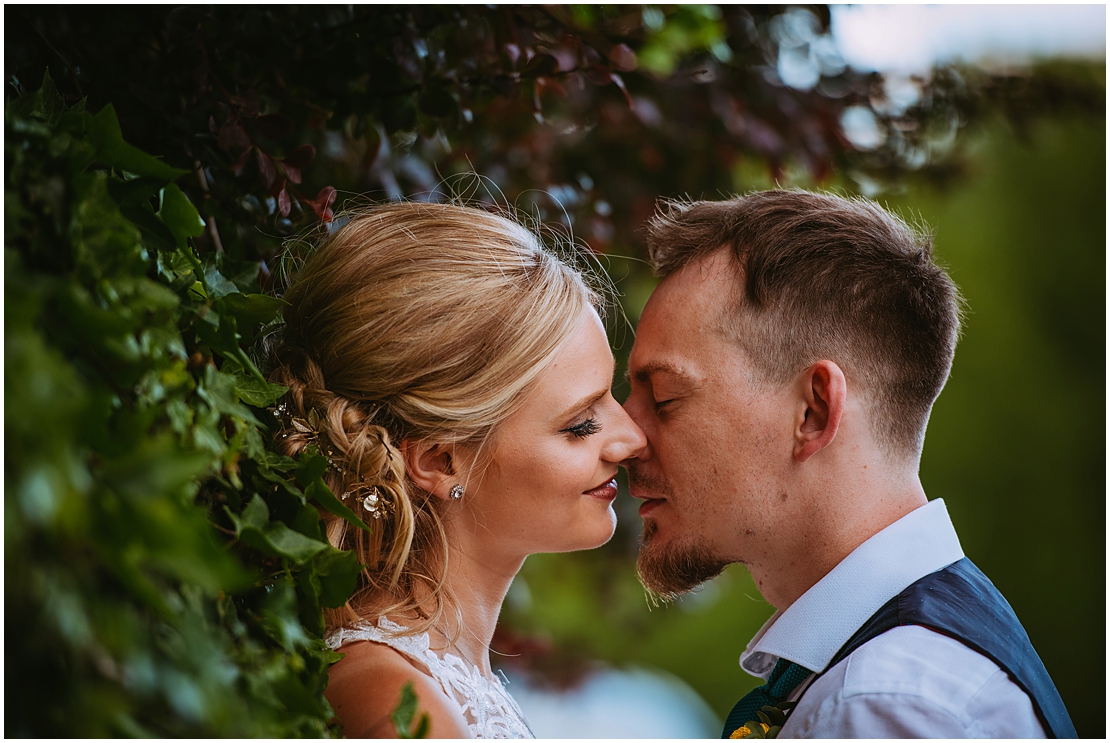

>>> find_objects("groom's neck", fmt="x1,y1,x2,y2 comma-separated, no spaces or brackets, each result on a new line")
759,458,928,611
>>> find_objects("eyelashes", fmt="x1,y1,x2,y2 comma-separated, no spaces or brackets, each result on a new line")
561,418,601,438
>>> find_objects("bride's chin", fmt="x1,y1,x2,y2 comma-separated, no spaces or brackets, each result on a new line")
581,509,618,550
544,509,617,554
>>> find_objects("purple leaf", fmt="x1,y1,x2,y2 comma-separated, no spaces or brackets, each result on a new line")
256,150,277,189
283,144,316,170
277,186,291,217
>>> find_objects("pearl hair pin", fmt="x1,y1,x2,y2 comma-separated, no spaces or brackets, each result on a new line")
272,401,395,520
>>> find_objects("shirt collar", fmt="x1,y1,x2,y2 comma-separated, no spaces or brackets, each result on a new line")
740,498,964,678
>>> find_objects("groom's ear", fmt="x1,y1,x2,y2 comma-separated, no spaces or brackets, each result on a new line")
793,360,846,463
400,439,458,500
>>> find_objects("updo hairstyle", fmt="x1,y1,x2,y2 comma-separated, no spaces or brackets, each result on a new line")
269,202,602,634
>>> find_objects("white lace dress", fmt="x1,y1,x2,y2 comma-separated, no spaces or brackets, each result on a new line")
326,618,535,739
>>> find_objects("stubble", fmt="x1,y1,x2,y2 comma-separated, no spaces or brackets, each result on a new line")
630,466,730,602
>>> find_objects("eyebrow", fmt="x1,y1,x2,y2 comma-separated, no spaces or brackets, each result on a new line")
556,387,609,423
627,360,695,385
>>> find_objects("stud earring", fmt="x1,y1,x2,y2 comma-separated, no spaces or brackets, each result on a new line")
449,484,464,500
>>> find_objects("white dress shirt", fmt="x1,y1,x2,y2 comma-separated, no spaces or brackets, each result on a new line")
739,499,1046,738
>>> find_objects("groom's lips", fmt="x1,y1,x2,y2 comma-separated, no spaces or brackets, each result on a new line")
630,487,665,517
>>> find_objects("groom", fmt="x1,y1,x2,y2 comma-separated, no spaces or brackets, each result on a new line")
622,191,1076,738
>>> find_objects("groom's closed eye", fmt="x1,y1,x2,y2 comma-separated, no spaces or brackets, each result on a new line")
628,360,691,385
629,363,699,411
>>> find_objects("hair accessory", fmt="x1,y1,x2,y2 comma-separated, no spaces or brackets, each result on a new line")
345,484,391,520
271,401,395,519
449,484,465,500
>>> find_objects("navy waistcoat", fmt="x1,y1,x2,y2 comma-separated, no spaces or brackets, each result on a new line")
803,557,1076,738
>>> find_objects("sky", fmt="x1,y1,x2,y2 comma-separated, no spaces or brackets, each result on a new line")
831,4,1107,73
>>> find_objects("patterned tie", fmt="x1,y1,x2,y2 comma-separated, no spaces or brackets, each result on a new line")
721,657,813,738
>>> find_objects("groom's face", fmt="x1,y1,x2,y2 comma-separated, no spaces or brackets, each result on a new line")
623,250,798,598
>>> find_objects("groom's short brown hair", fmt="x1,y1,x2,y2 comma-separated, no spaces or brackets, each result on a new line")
646,190,962,459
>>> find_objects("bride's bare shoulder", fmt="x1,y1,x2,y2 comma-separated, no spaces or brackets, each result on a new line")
326,640,470,739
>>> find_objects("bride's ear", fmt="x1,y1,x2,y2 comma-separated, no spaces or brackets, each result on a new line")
399,439,458,500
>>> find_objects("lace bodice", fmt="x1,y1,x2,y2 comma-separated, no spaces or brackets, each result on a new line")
326,618,535,739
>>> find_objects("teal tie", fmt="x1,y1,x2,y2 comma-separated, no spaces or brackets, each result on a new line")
721,658,812,738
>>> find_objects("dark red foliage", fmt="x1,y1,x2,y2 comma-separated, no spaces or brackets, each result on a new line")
6,5,1099,276
283,144,316,170
304,186,337,223
276,186,291,217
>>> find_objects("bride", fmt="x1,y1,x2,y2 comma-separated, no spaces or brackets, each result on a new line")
269,202,646,737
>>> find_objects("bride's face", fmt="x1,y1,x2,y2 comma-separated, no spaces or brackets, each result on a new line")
463,308,647,558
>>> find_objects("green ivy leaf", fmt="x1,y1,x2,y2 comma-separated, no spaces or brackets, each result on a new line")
391,681,431,739
227,496,330,563
197,366,258,423
314,546,362,608
216,293,287,338
87,104,188,181
234,378,286,410
235,377,287,408
156,248,199,286
201,264,240,299
295,567,326,637
257,466,307,502
8,74,356,739
259,577,310,652
158,183,206,250
237,491,271,530
7,68,64,124
305,478,370,532
98,433,214,501
37,68,65,125
120,201,180,251
124,496,252,591
109,175,168,207
294,454,329,488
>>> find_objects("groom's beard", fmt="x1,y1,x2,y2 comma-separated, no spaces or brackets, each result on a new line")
637,520,729,602
631,468,728,602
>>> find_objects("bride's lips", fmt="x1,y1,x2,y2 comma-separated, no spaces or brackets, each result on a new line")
583,477,618,501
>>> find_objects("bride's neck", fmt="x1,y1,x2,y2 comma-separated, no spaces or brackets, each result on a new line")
433,546,524,678
351,535,526,679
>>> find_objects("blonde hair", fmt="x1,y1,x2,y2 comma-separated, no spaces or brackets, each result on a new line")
268,201,602,635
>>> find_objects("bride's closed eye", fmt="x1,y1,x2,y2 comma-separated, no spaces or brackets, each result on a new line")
561,418,602,438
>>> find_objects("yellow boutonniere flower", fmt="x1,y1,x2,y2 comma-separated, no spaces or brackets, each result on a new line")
729,703,793,739
730,722,770,739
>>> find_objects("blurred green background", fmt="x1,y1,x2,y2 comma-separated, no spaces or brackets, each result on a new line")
502,111,1105,736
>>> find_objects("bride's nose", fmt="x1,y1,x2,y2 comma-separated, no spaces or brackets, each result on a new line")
601,404,648,462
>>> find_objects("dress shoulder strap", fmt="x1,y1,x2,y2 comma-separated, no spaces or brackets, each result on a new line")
325,618,535,739
326,617,439,675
